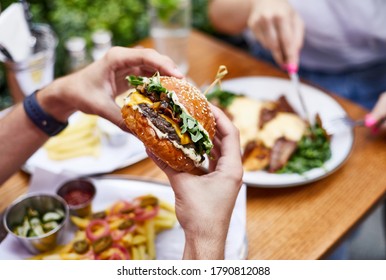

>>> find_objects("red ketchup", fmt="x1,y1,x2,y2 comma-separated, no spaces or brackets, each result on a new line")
63,189,93,206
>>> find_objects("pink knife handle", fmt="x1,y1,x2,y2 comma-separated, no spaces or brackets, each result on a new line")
284,63,299,74
365,114,379,134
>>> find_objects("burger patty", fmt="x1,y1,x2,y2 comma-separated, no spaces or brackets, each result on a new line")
138,104,181,144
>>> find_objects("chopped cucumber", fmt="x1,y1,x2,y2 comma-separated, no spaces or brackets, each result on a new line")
15,217,31,237
42,212,63,222
30,218,45,236
29,217,40,227
27,207,39,218
27,229,37,237
13,207,65,237
55,209,65,218
43,221,59,232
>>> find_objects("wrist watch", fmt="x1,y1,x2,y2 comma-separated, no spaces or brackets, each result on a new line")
23,91,68,136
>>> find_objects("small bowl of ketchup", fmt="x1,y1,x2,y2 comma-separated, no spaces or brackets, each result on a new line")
56,179,96,218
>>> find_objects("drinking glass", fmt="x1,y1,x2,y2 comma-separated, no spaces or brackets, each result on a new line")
149,0,191,75
4,23,57,103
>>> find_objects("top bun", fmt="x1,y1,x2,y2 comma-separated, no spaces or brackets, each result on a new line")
121,76,216,172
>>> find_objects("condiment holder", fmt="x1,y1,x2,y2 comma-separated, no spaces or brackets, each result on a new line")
3,193,69,254
56,179,96,218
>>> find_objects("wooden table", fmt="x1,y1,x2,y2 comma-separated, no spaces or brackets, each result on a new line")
1,30,386,260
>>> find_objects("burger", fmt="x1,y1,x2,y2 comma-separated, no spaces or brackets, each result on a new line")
121,73,216,172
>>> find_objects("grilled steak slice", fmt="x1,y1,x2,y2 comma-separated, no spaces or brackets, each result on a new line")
138,103,180,143
276,95,296,114
269,137,297,172
259,108,277,129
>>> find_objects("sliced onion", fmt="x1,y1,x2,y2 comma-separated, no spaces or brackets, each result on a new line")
97,245,130,260
111,229,127,242
86,219,110,242
109,200,134,215
134,205,160,221
109,253,123,260
112,244,130,260
111,224,137,242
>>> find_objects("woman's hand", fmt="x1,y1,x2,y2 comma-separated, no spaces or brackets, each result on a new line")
148,105,243,259
370,92,386,132
248,0,304,67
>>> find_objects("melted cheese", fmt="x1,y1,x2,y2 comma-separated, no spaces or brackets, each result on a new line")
227,96,306,149
160,114,192,145
227,97,263,148
258,113,306,148
125,90,153,107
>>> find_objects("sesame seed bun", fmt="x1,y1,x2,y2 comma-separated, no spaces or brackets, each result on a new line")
121,76,216,172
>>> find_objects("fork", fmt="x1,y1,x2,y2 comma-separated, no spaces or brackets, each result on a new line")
329,114,386,133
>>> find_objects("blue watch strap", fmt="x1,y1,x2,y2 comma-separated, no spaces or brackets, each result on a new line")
23,91,68,136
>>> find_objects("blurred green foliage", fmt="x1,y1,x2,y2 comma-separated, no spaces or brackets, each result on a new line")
0,0,214,109
149,0,182,22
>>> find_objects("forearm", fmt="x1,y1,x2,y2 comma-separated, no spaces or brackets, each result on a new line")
0,79,75,184
183,232,227,260
182,217,232,260
0,104,48,184
208,0,253,34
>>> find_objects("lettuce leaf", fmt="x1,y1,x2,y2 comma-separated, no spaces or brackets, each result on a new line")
126,75,144,86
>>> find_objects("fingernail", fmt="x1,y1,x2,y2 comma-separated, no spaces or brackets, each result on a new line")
284,63,298,74
365,114,380,135
365,114,377,127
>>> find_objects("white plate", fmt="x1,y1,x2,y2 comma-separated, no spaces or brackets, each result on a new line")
220,76,354,188
0,176,247,260
23,113,148,176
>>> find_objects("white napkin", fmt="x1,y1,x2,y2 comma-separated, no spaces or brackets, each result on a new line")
0,168,247,260
28,166,80,192
24,114,147,176
0,3,34,62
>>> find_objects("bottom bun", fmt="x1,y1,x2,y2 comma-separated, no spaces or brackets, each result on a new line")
122,105,197,172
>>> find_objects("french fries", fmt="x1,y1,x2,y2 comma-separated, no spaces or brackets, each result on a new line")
30,194,176,260
44,113,101,160
144,219,155,259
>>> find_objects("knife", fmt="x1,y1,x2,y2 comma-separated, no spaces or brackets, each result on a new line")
331,114,386,134
286,63,313,126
